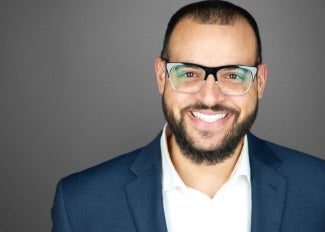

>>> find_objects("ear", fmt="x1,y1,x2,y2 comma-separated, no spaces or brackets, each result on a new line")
256,63,268,99
155,57,167,94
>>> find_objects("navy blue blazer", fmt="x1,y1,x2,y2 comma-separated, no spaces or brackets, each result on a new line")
52,133,325,232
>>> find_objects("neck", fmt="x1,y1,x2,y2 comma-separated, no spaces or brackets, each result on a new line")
168,135,244,198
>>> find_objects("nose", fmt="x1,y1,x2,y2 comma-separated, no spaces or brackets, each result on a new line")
196,74,226,106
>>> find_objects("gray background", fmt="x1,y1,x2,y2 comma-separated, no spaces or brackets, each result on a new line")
1,0,324,231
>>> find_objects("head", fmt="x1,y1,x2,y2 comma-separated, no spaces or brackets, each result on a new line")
155,0,267,165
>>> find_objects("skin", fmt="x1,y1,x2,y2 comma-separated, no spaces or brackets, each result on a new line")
155,18,267,198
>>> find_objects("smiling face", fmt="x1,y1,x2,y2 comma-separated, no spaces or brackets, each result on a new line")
155,18,267,165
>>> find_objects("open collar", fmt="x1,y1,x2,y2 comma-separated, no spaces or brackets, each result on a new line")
124,132,287,232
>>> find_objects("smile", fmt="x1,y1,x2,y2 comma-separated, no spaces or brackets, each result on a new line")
192,112,227,123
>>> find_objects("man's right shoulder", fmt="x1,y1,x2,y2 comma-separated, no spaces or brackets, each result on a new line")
56,131,163,193
58,146,144,193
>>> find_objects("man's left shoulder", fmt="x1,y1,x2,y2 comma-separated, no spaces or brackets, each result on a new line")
249,133,325,176
261,137,325,180
266,140,324,166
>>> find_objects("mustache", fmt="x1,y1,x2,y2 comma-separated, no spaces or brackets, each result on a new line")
182,103,238,114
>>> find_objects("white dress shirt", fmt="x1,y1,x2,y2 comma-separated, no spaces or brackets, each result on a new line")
161,125,252,232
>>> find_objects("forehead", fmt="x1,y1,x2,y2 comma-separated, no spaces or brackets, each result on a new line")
168,18,257,66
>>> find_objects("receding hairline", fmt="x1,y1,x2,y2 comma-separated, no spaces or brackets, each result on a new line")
182,8,244,25
165,16,258,60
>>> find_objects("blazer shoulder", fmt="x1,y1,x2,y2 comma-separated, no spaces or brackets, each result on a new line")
248,133,325,176
58,147,143,193
57,132,162,194
265,139,324,163
261,138,325,178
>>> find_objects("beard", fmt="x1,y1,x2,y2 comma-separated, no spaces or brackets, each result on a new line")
162,95,258,165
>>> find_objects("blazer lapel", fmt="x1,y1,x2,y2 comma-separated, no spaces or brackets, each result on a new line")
125,134,168,232
248,133,287,232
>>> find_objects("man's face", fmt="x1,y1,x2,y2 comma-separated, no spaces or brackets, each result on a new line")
155,18,267,164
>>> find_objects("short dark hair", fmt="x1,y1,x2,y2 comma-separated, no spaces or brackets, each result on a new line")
160,0,262,63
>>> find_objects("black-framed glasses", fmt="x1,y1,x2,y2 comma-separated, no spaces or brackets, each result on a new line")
165,61,258,96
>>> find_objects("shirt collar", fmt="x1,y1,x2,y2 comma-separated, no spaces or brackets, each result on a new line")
161,124,251,192
161,124,186,191
228,134,251,183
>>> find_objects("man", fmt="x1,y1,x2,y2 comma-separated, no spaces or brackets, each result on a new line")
52,1,325,231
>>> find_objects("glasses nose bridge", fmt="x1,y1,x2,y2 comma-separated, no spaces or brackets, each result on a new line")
203,67,219,82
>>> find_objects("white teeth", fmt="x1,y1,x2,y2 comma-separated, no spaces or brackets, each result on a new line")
192,112,227,123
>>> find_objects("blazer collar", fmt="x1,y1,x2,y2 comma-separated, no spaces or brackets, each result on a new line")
125,132,168,232
248,133,287,232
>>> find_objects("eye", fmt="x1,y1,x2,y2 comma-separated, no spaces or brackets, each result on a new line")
176,67,200,79
184,72,196,78
228,73,239,79
220,68,247,83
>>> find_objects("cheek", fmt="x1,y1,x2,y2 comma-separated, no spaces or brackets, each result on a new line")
236,93,258,119
163,90,180,118
245,84,259,105
164,89,192,119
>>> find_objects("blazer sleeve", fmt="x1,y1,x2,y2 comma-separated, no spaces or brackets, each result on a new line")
51,179,72,232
